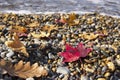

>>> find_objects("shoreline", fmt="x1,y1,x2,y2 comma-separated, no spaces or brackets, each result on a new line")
1,11,120,18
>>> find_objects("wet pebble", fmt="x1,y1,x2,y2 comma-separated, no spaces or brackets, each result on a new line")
56,66,70,74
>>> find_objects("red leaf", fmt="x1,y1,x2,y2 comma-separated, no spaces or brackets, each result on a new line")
60,42,92,62
77,42,92,57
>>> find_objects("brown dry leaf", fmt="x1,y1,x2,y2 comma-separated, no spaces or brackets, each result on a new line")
62,13,77,26
12,26,27,33
31,31,50,38
28,21,40,28
79,33,99,40
5,33,29,57
41,25,58,32
0,59,48,79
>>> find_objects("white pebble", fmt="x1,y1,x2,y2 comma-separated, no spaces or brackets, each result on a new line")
56,66,70,74
6,51,14,58
26,77,34,80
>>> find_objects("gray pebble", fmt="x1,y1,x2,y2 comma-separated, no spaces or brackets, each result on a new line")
1,52,6,58
57,34,62,38
101,66,107,74
56,66,70,74
59,74,64,79
115,59,120,66
48,53,55,59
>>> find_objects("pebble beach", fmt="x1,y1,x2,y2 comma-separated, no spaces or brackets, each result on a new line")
0,12,120,80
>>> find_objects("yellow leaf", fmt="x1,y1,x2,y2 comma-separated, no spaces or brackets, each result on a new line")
41,25,58,32
31,31,50,38
12,26,27,33
0,59,48,79
5,33,29,57
28,21,40,28
79,33,99,40
62,13,77,26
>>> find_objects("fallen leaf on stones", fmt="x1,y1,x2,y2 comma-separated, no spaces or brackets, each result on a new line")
5,33,29,57
12,26,27,33
0,59,48,79
62,13,78,26
28,21,40,28
60,42,92,62
31,31,50,38
41,25,58,32
79,33,99,40
10,26,28,37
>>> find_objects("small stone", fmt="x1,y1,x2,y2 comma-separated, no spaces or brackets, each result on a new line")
56,66,70,74
107,62,115,71
48,53,55,59
62,74,69,80
97,78,106,80
59,74,64,79
34,39,40,44
26,77,34,80
80,74,88,80
115,58,120,66
102,66,107,74
57,34,62,38
104,72,111,77
6,51,14,58
1,52,6,58
0,36,6,42
52,67,56,72
84,65,95,73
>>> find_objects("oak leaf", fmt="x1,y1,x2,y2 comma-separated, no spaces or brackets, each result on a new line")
12,26,27,33
5,33,29,57
0,59,48,79
10,26,28,37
